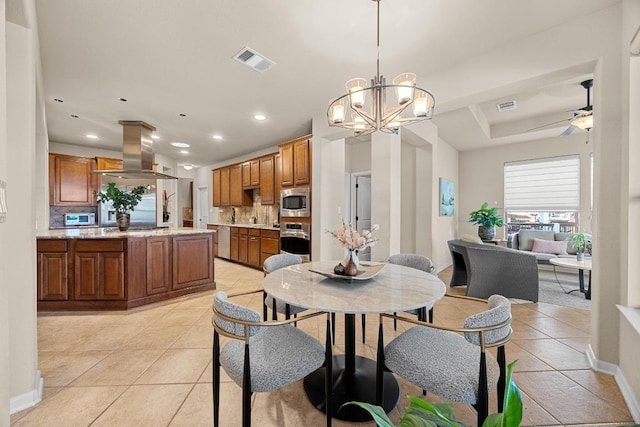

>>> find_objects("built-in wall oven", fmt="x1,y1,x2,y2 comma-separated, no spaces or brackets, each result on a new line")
280,222,310,261
280,188,310,218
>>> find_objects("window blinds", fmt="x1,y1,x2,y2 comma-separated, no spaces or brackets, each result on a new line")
504,155,579,211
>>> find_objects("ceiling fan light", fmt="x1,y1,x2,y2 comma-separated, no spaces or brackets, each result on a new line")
393,73,416,105
571,114,593,130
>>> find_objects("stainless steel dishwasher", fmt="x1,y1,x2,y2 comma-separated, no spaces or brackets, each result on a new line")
217,225,231,259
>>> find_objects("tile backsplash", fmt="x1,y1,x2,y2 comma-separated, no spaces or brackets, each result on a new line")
50,206,98,228
218,190,279,225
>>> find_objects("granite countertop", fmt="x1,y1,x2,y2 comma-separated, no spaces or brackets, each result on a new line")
207,222,280,231
37,227,216,239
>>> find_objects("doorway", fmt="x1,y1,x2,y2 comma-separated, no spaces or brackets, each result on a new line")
197,186,208,229
349,173,372,261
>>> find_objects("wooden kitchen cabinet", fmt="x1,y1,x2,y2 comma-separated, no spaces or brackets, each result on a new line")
238,227,249,264
207,224,219,257
242,160,260,189
248,229,261,267
172,234,214,290
279,135,311,188
74,239,125,300
275,154,281,202
49,153,98,206
37,239,68,301
230,164,252,206
260,229,280,268
95,157,123,170
220,167,230,207
146,237,171,295
260,156,276,205
212,169,221,207
230,226,239,261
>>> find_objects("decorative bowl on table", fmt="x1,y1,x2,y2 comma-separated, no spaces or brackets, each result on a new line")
309,263,385,283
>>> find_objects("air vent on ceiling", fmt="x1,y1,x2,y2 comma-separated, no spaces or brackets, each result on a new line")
233,47,275,73
496,100,517,112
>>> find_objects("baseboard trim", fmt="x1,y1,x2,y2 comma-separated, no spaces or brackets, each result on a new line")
9,370,43,414
587,345,640,423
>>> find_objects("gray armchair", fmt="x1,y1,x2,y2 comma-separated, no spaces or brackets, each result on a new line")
212,290,333,427
376,294,512,426
465,246,539,302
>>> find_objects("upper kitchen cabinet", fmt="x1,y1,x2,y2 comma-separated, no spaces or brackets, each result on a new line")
49,153,98,206
212,169,221,207
95,157,123,171
279,135,311,188
229,164,252,207
259,156,276,205
242,160,260,190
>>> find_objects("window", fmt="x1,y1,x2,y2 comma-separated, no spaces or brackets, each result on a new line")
504,155,580,234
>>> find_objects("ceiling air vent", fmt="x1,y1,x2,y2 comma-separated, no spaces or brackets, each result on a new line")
233,47,275,73
496,100,517,112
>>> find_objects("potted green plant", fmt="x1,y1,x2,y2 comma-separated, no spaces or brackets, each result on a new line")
95,182,147,231
469,202,505,241
348,360,522,427
568,232,591,261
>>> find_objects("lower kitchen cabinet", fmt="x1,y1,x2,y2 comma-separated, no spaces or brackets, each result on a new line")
37,239,68,301
248,229,261,267
230,227,239,261
238,228,249,263
207,224,219,257
37,232,216,311
260,229,280,267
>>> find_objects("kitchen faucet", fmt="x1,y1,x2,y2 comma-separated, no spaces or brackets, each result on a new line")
231,207,236,224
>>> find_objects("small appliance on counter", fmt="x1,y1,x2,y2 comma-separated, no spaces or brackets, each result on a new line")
64,213,96,226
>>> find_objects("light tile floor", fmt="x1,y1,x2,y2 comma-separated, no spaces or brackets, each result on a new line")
11,260,634,426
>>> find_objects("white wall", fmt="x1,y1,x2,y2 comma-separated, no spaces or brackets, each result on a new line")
433,138,459,271
0,3,10,424
458,133,592,238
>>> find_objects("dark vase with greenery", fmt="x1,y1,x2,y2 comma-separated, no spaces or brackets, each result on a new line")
95,182,147,231
469,202,505,240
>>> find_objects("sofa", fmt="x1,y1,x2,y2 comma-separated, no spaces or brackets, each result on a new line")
509,229,590,264
448,239,539,302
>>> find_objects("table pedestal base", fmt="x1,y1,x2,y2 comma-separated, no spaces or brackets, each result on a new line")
303,354,400,422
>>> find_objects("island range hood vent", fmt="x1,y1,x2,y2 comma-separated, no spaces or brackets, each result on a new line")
92,120,177,179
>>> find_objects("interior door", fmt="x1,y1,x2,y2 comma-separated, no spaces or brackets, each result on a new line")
197,186,208,229
355,175,372,261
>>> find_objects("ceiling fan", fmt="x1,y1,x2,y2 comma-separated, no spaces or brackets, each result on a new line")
528,79,594,136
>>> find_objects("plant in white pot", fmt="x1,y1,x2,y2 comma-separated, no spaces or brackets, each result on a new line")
469,202,504,241
568,232,591,261
95,182,147,231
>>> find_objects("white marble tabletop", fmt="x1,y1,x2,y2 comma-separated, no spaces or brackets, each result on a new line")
37,227,215,239
262,261,447,314
549,257,592,271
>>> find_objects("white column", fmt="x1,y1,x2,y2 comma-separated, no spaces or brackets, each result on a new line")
371,132,401,261
317,138,346,261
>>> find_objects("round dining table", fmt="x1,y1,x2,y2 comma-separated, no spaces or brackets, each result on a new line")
262,260,446,422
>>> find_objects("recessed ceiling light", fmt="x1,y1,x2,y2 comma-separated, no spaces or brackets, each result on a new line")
212,135,223,140
86,134,99,139
151,135,160,140
118,97,127,102
183,164,193,170
180,150,189,154
254,114,266,121
53,98,64,103
70,114,79,118
170,142,190,148
179,113,187,117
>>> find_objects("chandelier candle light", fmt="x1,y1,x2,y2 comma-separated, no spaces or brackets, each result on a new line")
327,0,435,136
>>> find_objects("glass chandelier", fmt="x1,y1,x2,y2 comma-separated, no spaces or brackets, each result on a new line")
327,0,435,136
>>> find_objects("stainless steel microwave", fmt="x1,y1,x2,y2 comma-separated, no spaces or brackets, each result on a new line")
280,188,310,217
64,212,96,226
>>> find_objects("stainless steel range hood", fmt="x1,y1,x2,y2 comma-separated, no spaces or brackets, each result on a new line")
92,120,177,179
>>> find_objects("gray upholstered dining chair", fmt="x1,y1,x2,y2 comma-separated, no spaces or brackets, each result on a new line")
358,253,437,343
212,290,333,427
262,253,306,321
375,294,512,426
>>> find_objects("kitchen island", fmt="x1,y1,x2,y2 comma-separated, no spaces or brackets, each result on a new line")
36,227,215,311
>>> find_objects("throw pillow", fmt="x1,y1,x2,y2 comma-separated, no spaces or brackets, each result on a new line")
460,234,483,244
531,238,567,255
